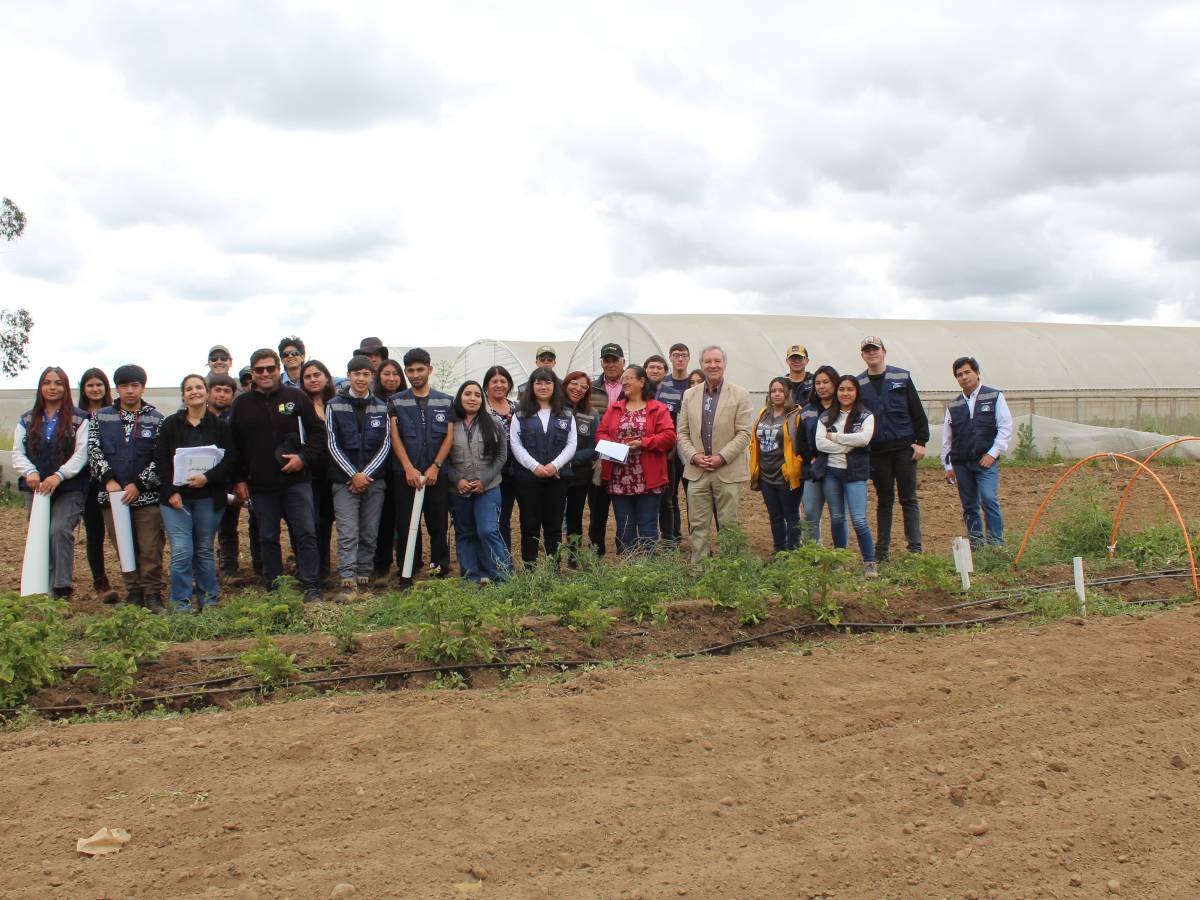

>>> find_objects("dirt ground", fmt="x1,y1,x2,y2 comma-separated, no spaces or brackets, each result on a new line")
4,463,1200,606
0,606,1197,898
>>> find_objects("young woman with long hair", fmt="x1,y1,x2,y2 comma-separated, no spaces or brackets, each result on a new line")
371,358,408,579
77,367,115,600
12,367,91,599
483,364,519,554
797,364,838,545
300,360,335,585
509,367,576,567
561,370,600,559
446,380,512,582
156,374,235,611
595,365,677,554
749,376,803,553
814,375,877,576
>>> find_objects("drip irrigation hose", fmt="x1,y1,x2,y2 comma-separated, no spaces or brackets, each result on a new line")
932,570,1192,613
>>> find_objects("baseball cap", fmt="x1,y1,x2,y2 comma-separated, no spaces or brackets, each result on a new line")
600,342,624,359
207,344,231,360
786,344,808,359
535,345,556,359
860,336,886,351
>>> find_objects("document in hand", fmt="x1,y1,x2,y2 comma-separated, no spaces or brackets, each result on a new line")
173,445,225,485
595,439,630,464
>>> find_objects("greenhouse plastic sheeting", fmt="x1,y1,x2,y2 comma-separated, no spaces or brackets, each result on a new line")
928,414,1200,462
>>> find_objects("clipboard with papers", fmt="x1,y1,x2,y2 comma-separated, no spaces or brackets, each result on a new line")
173,445,225,485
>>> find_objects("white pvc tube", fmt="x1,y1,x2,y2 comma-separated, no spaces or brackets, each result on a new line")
402,484,426,579
20,492,52,596
108,491,138,572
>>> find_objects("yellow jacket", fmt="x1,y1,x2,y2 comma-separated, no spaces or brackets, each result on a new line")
749,406,803,490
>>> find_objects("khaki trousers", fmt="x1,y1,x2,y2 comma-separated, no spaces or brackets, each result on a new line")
686,473,741,563
103,503,164,598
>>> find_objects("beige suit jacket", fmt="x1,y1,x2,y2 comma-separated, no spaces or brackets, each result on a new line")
676,380,754,483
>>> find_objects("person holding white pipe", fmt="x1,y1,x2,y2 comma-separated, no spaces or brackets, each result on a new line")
13,366,91,600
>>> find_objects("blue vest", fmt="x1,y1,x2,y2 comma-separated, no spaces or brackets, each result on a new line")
326,391,391,480
811,408,872,482
569,409,599,482
515,411,574,480
95,404,164,486
797,403,825,480
857,365,914,445
784,372,814,408
389,389,453,471
18,409,90,493
947,385,1001,464
655,381,684,421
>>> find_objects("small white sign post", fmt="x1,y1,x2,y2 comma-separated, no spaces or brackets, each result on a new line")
1073,556,1087,616
402,482,427,579
951,537,974,592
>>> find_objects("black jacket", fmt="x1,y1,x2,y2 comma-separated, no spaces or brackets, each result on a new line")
228,384,326,491
156,410,236,506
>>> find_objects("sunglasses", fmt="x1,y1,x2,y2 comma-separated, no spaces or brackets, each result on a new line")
208,354,230,363
281,349,302,358
252,365,278,375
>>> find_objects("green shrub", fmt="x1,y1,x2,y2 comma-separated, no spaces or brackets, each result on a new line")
1049,483,1114,559
768,546,856,625
608,557,687,623
695,527,770,625
84,604,168,662
83,649,139,698
542,581,613,646
882,553,958,591
401,581,496,664
240,635,299,690
0,594,69,707
1012,422,1038,463
1119,522,1196,571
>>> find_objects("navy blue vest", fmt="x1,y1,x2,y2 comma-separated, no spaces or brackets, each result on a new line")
812,408,872,482
857,365,914,445
784,372,814,408
18,409,90,493
389,389,453,471
570,409,599,468
947,385,1001,464
95,403,164,486
515,411,574,480
326,391,391,480
797,403,825,480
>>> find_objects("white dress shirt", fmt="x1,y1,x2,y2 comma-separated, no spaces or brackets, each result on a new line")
941,385,1012,469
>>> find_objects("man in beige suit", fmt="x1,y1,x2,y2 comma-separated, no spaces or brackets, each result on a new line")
676,345,754,563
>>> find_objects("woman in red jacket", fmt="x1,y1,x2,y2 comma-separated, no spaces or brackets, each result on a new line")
596,365,677,554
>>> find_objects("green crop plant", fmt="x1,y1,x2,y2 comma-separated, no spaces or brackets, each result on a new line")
769,546,856,625
543,581,614,646
401,581,496,664
0,594,69,707
609,557,687,624
331,610,361,655
240,635,299,690
83,649,139,698
882,553,958,591
694,527,770,625
84,603,168,662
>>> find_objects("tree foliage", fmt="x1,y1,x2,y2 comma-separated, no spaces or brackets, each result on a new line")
0,198,25,242
0,308,32,379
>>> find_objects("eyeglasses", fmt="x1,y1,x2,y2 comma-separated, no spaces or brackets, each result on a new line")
208,354,230,363
252,365,278,375
281,349,302,358
669,351,689,357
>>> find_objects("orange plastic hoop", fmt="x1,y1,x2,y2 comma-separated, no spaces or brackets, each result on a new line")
1107,437,1200,559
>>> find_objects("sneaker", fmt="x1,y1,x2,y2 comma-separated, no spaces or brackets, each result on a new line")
864,561,879,579
303,588,322,603
356,576,371,593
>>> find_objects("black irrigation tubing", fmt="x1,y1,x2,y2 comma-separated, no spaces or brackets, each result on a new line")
933,570,1193,612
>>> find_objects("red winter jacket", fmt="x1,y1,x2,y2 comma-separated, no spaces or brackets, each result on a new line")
596,398,677,492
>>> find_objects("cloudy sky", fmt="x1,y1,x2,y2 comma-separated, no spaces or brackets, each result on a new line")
2,1,1198,387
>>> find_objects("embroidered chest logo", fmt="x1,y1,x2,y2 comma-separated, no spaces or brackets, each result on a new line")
890,381,905,390
978,403,993,413
369,416,384,428
139,428,155,439
278,402,296,414
556,419,569,430
434,412,446,423
578,425,590,435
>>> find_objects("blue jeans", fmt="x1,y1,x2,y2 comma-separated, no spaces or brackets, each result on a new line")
952,460,1004,546
160,496,221,610
610,492,661,554
823,470,874,562
449,486,513,581
801,478,828,545
759,481,800,552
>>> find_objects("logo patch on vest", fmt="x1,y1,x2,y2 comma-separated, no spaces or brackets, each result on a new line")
434,412,446,423
890,381,905,390
979,403,992,413
140,427,154,439
578,425,590,435
556,419,569,430
369,415,384,428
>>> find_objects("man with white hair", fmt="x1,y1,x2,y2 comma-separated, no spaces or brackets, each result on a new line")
676,345,754,563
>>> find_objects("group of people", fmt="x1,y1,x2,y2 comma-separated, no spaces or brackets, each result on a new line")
13,332,1011,611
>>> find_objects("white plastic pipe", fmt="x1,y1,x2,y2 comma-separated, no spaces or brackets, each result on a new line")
402,483,426,579
20,492,52,596
108,491,138,572
1073,556,1086,616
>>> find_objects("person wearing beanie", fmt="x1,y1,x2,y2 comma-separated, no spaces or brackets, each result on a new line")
86,363,165,612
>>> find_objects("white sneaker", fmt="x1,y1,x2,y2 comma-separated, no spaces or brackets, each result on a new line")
864,561,879,579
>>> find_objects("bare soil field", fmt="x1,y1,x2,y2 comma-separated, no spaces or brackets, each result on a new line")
1,607,1198,898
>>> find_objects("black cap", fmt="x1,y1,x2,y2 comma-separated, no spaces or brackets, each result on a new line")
600,342,624,359
113,364,147,386
356,336,388,358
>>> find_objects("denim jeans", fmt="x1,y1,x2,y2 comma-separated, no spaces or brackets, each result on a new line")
332,479,387,581
758,481,800,552
823,470,874,562
610,492,661,554
251,483,319,591
952,460,1004,546
801,478,827,545
449,486,513,581
160,496,221,610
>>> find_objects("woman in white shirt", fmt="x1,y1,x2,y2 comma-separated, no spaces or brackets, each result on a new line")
814,375,878,577
509,367,577,568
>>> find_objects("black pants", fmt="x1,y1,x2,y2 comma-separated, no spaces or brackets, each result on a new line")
498,474,516,553
869,446,922,557
586,481,611,556
311,477,334,581
515,476,568,565
375,473,423,576
565,479,590,540
395,476,450,578
217,503,261,573
658,455,683,543
82,487,109,588
251,483,319,591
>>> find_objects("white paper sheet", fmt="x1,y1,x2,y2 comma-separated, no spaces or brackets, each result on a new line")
108,491,137,572
595,439,630,464
20,492,52,596
172,445,225,485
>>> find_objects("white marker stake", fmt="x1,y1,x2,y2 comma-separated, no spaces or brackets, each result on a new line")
20,492,52,596
1073,556,1086,616
402,482,426,579
951,536,974,592
108,491,138,572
